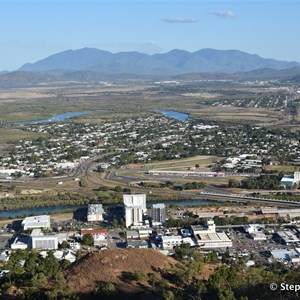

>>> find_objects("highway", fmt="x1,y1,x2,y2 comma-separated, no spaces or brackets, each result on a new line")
197,192,300,207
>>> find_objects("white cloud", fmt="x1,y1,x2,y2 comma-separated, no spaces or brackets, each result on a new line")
213,11,236,19
163,17,199,24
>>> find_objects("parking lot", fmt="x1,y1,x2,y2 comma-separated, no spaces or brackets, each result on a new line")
0,233,13,250
226,228,294,263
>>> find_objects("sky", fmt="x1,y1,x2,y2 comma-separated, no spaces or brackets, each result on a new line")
1,0,299,70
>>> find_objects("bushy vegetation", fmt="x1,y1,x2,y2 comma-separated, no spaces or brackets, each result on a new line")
228,174,283,190
0,250,74,299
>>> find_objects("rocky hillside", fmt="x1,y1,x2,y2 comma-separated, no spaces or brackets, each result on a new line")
64,249,177,298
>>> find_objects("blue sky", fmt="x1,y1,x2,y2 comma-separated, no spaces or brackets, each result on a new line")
1,0,299,70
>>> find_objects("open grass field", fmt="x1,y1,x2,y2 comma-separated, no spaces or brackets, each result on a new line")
0,127,47,143
189,106,282,123
265,164,298,173
139,156,223,171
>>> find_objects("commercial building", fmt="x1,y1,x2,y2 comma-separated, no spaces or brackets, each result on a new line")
22,215,51,231
195,232,232,249
127,240,149,249
126,230,139,239
87,204,104,222
148,170,224,177
152,203,166,225
138,229,152,238
249,232,267,241
191,219,216,236
161,235,183,249
81,229,107,237
280,172,300,187
31,229,58,250
271,249,300,263
192,220,232,249
11,236,30,250
243,224,264,234
273,230,300,245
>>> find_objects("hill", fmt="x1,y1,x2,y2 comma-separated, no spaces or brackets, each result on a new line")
64,249,178,298
19,47,300,75
0,71,62,88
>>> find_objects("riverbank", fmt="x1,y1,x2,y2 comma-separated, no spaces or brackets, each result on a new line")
0,196,223,219
0,211,74,227
154,109,190,121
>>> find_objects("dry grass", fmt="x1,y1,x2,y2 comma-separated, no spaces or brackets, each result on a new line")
0,127,47,142
65,249,177,294
189,106,282,122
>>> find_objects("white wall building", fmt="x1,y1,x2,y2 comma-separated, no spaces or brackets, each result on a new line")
192,220,232,249
125,206,143,228
11,236,29,250
31,229,58,250
191,219,216,235
161,235,183,249
123,194,147,213
22,215,51,231
243,224,264,234
124,194,146,228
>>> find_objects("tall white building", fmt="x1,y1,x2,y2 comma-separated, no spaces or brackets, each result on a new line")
87,204,104,222
124,194,146,228
123,194,147,213
125,206,143,228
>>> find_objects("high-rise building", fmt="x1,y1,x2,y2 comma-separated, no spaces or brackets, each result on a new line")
152,203,166,225
124,194,146,228
125,206,143,228
87,204,104,222
123,194,147,213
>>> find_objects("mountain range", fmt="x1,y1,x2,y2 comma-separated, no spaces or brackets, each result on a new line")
19,47,300,75
0,48,300,88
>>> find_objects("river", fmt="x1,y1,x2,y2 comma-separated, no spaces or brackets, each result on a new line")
11,109,190,125
0,199,218,218
12,111,95,125
154,110,190,121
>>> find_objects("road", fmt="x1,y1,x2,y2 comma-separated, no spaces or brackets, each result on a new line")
197,192,300,207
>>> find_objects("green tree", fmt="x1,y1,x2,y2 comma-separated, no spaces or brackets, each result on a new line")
162,290,175,300
114,185,122,192
82,233,94,246
148,273,161,289
228,179,240,188
99,185,109,191
31,272,48,288
132,270,149,281
60,241,68,249
61,259,71,269
112,218,119,228
95,282,117,299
